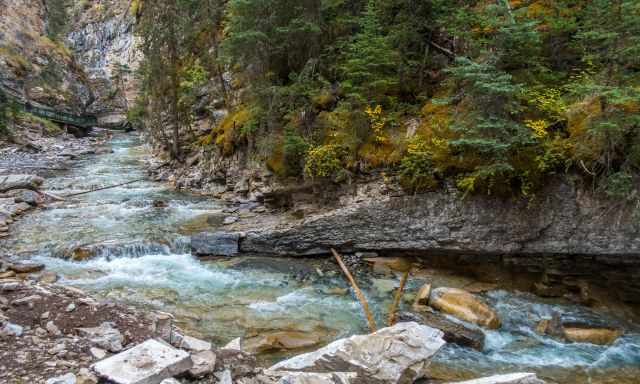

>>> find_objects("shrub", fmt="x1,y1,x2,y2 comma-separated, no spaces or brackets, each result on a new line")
399,136,437,193
304,144,349,179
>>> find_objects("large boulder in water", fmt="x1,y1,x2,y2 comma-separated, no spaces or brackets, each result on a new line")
562,325,621,345
397,311,485,350
428,287,500,329
268,322,445,384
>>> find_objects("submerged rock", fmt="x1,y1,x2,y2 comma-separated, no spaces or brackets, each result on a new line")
92,339,192,384
269,322,445,384
191,232,240,256
428,287,500,329
397,311,485,350
445,373,545,384
562,326,621,345
9,261,45,273
413,284,432,307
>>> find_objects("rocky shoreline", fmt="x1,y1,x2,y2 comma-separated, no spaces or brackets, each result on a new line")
0,263,547,384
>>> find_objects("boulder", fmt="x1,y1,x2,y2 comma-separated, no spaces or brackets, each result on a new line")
364,257,413,273
46,373,77,384
175,334,212,352
160,380,181,384
38,271,59,284
0,174,44,193
216,349,257,379
188,350,217,378
269,322,445,384
397,311,484,350
444,373,545,384
14,190,43,206
429,288,500,329
191,232,240,256
1,321,24,337
222,337,243,351
92,339,193,384
413,284,432,307
9,261,45,273
78,322,124,352
244,330,322,353
266,371,357,384
90,347,107,360
46,321,62,336
77,368,98,384
562,326,621,345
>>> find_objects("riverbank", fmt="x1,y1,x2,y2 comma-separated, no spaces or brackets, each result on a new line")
2,132,639,384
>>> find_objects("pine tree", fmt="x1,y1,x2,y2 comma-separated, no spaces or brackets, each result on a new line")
338,0,400,105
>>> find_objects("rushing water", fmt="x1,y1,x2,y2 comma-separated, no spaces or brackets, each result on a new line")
4,133,640,383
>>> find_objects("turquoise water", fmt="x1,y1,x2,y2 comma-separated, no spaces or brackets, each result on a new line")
4,133,639,383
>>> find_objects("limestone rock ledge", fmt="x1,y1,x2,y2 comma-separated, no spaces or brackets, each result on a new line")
238,182,640,259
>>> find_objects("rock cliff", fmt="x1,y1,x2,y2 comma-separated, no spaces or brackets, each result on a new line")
0,0,93,113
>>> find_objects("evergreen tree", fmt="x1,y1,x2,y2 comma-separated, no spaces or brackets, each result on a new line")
338,0,400,105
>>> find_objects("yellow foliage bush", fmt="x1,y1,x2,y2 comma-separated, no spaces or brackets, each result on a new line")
213,107,253,155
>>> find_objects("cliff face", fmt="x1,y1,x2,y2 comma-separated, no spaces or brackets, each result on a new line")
194,179,640,303
66,0,140,117
0,0,137,117
0,0,93,113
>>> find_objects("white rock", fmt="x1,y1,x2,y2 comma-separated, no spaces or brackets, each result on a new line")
222,337,242,351
217,369,233,384
269,322,445,384
266,371,357,384
160,379,181,384
445,373,545,384
2,322,23,337
46,373,76,384
77,368,98,384
66,303,76,312
92,339,192,384
78,322,124,352
46,321,62,336
177,335,211,352
188,350,217,378
90,347,107,360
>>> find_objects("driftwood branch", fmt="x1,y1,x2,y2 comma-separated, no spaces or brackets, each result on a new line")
428,41,455,59
64,178,146,198
331,248,377,333
388,268,411,326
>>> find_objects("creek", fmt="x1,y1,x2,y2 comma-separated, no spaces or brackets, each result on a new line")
4,133,640,384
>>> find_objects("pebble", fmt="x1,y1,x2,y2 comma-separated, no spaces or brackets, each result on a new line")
46,321,62,337
65,303,76,312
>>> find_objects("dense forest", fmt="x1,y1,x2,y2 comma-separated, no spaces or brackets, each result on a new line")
128,0,640,199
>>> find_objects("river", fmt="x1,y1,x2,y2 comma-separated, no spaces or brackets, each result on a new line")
4,133,640,383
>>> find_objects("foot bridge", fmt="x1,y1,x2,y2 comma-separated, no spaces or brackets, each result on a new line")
1,86,131,131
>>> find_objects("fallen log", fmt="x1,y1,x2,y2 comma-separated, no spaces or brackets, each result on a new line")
63,178,146,198
331,248,377,333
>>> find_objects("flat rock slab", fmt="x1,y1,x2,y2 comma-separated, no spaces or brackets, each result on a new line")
446,373,545,384
191,232,240,256
269,322,445,384
92,339,192,384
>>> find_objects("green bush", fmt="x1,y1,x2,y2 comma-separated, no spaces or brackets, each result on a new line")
399,136,437,193
304,144,349,179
